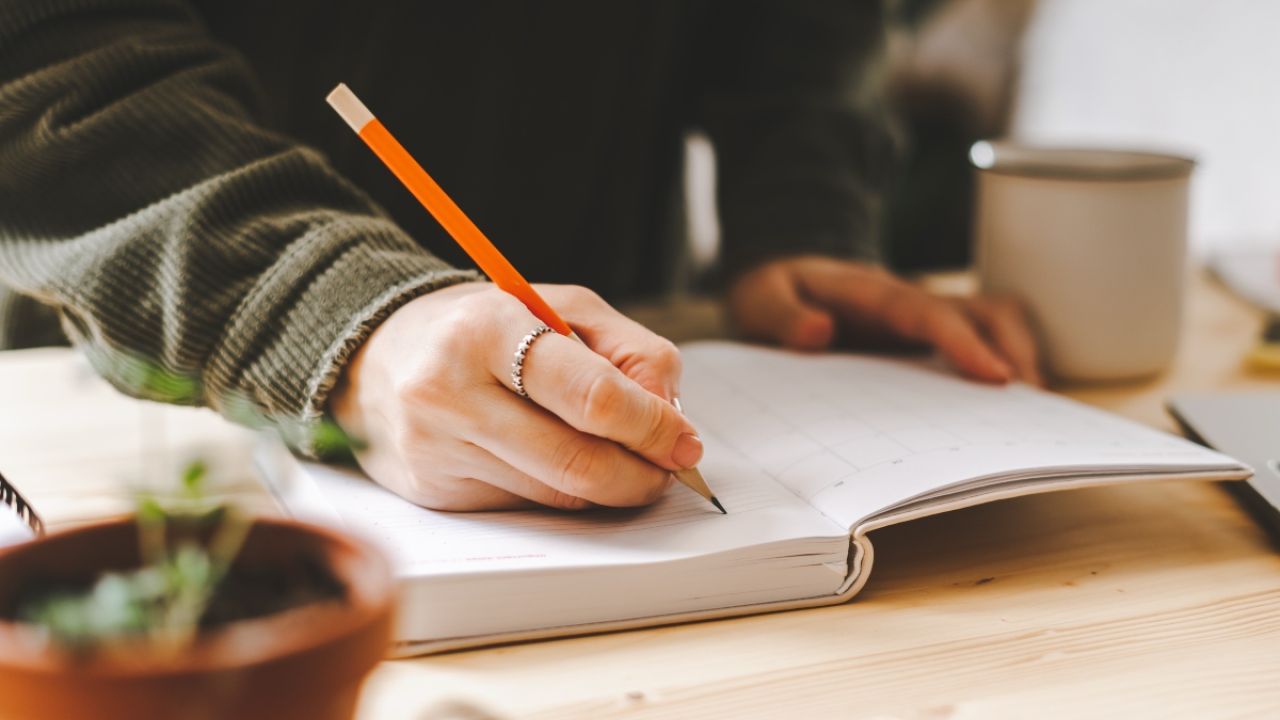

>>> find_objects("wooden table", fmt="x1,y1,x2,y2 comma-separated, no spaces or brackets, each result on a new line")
2,272,1277,718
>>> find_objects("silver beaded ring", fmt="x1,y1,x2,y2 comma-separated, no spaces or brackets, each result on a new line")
511,324,555,398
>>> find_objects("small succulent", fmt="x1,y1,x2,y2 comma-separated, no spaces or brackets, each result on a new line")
20,461,251,653
21,349,364,653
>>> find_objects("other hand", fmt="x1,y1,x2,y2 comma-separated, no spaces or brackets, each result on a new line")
728,256,1042,385
330,283,702,511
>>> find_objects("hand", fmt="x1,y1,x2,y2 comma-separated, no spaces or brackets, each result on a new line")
330,282,702,511
728,256,1043,385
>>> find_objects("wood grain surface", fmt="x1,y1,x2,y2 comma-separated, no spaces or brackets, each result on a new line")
1,272,1276,719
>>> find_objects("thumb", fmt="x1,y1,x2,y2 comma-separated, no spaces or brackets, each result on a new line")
731,266,836,352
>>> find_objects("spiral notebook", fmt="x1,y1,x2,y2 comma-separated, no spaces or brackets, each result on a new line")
262,342,1250,656
0,471,42,549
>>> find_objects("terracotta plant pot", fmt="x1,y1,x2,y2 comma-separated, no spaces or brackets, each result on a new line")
0,517,395,720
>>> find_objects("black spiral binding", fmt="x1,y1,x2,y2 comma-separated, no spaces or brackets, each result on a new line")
0,470,44,538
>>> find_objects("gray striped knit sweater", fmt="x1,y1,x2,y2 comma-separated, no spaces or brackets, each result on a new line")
0,0,890,450
0,1,481,450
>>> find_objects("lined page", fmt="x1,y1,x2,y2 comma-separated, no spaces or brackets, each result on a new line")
275,434,844,577
679,342,1244,529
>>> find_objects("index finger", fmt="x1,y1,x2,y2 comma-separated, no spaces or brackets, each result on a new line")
538,285,685,401
802,269,1014,383
492,331,704,472
967,298,1044,386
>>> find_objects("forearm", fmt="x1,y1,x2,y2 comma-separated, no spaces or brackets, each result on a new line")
0,0,474,448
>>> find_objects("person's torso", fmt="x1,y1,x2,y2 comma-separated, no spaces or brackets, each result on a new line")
197,0,706,300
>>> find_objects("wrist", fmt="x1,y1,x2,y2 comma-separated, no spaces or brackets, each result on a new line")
326,280,489,453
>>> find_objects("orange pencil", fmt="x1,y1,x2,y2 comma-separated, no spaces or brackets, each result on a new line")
326,84,571,337
326,83,724,513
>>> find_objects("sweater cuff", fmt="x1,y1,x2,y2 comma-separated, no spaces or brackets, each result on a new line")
298,266,480,457
204,218,479,456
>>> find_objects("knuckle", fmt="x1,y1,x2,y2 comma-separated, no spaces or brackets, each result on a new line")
397,360,462,410
440,292,489,330
493,290,536,323
452,289,524,338
404,472,450,510
924,307,965,342
425,309,479,362
418,491,467,512
398,359,442,394
408,474,498,512
450,287,500,314
580,371,626,428
635,400,673,455
564,284,604,308
650,338,683,376
546,489,591,511
884,288,926,337
552,438,603,497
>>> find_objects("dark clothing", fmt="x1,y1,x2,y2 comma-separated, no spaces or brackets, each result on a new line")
0,1,891,447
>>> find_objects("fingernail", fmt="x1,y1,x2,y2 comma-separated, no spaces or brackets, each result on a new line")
671,432,704,469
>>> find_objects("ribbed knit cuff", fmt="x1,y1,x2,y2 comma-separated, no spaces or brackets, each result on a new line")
203,217,479,456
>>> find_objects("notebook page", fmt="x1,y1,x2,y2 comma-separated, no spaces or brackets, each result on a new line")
271,434,845,578
679,342,1243,529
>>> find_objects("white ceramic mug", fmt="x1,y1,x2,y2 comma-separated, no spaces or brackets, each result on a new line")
971,141,1195,382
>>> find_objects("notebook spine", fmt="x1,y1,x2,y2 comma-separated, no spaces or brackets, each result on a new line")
0,471,44,537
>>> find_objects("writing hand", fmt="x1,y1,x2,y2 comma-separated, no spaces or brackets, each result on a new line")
331,283,701,511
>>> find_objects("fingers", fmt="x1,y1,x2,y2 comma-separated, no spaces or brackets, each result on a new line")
966,298,1043,386
914,300,1014,383
538,285,684,400
339,283,686,514
440,449,595,511
471,385,675,507
401,476,534,513
491,330,704,471
799,265,1013,383
352,438,540,513
728,264,835,351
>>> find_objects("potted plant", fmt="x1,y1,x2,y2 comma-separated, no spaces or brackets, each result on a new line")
0,460,394,720
0,358,395,720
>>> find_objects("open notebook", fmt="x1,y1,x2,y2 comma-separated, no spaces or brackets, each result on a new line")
262,342,1250,656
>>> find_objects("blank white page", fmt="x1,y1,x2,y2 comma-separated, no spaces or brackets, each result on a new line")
679,342,1244,529
272,434,845,578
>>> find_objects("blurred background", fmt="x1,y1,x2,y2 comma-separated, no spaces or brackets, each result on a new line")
687,0,1280,274
5,0,1279,350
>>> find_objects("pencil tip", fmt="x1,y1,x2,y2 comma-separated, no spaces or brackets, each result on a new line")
711,496,727,514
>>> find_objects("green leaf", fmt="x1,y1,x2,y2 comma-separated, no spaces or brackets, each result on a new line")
180,460,207,496
136,495,166,523
309,420,366,454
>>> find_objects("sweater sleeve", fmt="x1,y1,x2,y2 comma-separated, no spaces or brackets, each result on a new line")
0,0,477,452
694,0,897,280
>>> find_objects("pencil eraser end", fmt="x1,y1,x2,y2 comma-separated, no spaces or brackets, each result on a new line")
326,83,374,133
